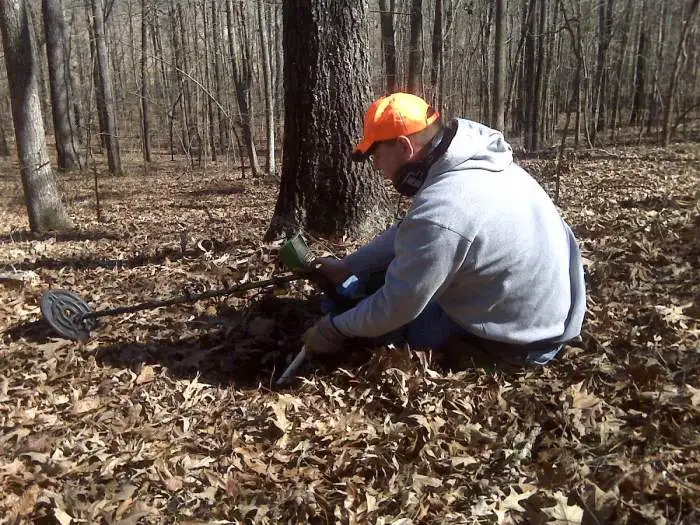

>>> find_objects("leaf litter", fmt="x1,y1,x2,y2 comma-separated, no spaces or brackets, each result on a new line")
0,144,698,523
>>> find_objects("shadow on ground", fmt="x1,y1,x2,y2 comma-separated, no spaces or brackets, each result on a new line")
0,229,124,244
91,295,376,389
0,241,239,271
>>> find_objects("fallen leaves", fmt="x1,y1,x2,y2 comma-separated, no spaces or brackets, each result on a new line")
0,145,698,522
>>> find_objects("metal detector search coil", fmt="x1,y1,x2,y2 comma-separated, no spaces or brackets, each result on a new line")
40,290,97,341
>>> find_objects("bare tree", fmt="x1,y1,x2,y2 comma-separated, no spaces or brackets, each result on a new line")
42,0,79,170
492,0,506,131
591,0,614,144
90,0,122,174
630,1,648,125
258,0,276,175
662,0,700,146
141,0,152,162
226,0,260,177
0,0,73,231
378,0,398,93
430,0,444,110
265,0,391,241
407,0,424,95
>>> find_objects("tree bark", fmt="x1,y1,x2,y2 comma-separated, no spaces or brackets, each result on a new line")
42,0,79,170
90,0,122,174
407,0,424,95
378,0,398,94
0,0,73,231
265,0,391,241
0,120,9,156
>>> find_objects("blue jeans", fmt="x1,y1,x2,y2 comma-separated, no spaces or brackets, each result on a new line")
323,275,563,366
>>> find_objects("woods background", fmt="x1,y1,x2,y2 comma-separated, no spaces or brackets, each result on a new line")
1,0,698,179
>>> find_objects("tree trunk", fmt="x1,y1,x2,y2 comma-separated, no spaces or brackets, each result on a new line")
630,3,647,125
533,0,546,149
212,1,227,152
265,0,391,241
378,0,398,94
258,0,276,175
65,10,84,148
169,1,190,156
645,1,666,135
523,0,537,150
407,0,424,95
202,1,216,161
0,0,73,231
226,0,260,177
610,0,634,140
141,0,152,162
661,0,699,146
91,0,122,174
592,0,613,144
492,0,506,132
42,0,79,171
430,0,444,109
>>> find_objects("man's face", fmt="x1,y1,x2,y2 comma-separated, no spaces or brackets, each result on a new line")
370,138,411,183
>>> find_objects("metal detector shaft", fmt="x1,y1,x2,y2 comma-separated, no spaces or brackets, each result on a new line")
79,273,305,321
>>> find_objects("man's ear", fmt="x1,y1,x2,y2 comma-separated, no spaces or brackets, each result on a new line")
396,135,415,159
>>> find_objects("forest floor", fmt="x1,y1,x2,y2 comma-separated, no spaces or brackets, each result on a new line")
0,140,698,524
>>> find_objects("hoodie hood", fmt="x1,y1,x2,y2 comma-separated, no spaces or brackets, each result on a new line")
431,118,513,175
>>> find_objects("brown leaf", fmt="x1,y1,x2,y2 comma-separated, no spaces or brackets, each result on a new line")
71,396,100,414
136,365,156,385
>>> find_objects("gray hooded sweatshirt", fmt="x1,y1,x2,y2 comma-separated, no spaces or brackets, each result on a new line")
333,118,586,346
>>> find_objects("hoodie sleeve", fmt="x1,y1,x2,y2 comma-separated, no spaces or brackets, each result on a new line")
343,224,398,279
333,219,472,338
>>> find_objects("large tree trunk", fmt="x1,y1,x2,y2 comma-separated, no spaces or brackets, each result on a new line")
265,0,391,241
0,0,73,231
42,0,79,171
378,0,398,94
90,0,122,174
407,0,424,95
661,0,699,146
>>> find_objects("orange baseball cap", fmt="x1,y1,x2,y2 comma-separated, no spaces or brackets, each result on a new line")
351,93,440,161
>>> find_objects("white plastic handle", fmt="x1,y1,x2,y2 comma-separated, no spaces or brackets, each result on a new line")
276,345,307,385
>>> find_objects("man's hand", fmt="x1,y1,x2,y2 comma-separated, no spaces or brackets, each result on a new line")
304,315,346,355
314,257,352,285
